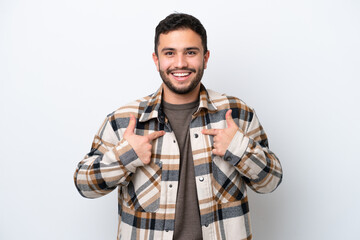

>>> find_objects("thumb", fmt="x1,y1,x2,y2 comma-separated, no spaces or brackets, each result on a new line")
124,114,136,136
225,109,236,128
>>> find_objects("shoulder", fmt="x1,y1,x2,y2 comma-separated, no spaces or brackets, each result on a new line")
108,94,152,118
206,88,256,126
207,88,254,114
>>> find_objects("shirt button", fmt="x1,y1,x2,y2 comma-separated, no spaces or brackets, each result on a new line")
169,184,173,188
199,177,204,182
205,224,209,227
226,157,231,161
165,229,169,232
173,140,176,143
194,133,199,138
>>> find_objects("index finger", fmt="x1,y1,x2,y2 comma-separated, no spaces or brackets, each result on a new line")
202,129,218,135
147,130,165,141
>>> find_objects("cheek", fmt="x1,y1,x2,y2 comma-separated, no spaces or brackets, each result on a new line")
191,57,205,69
158,59,172,71
193,63,204,71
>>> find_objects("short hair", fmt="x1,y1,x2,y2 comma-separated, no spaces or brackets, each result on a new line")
154,13,208,56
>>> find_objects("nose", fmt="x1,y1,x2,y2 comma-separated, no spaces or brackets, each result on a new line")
174,54,188,68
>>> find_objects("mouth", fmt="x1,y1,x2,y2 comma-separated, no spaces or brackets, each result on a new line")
171,72,191,81
168,69,195,82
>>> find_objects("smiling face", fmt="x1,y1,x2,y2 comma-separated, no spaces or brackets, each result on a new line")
152,28,210,103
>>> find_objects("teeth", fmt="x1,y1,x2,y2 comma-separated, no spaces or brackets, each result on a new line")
173,72,190,77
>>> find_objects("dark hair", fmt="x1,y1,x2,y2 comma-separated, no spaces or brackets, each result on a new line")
154,13,207,56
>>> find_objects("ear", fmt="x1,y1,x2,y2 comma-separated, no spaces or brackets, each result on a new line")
152,52,160,72
203,50,210,69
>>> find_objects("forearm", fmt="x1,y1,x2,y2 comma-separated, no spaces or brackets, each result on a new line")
74,118,143,198
224,112,282,193
224,131,282,193
74,153,125,199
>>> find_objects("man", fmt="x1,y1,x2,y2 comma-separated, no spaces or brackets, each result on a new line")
74,13,282,240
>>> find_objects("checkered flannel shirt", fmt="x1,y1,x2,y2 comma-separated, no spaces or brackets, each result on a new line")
74,84,283,240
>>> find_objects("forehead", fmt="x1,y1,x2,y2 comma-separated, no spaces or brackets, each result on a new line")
158,28,203,50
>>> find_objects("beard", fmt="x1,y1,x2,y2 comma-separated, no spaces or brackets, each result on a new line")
159,63,205,95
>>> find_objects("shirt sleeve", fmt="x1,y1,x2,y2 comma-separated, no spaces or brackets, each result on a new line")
73,116,144,198
223,110,283,193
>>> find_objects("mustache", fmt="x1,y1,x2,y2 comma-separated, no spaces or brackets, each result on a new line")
166,68,196,75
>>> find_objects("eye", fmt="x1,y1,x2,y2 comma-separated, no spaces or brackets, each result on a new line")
164,52,174,56
186,51,196,55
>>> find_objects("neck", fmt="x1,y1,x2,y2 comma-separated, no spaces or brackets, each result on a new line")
162,83,200,104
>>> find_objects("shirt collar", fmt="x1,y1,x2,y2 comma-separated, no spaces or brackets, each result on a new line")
139,84,217,123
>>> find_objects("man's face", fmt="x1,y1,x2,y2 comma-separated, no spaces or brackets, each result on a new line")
152,28,210,95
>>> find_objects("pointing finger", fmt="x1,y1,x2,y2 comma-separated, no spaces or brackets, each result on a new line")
147,130,165,141
202,129,218,135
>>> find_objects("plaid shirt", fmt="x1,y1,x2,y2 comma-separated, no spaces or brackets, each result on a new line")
74,84,282,240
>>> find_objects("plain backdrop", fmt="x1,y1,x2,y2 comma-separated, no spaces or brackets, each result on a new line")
1,0,359,239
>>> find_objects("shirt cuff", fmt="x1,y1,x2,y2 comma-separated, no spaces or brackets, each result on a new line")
113,138,144,173
223,129,250,166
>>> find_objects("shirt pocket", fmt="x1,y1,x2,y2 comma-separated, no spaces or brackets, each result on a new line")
121,161,162,212
212,155,246,204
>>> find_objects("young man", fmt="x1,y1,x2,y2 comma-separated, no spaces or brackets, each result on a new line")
74,13,282,240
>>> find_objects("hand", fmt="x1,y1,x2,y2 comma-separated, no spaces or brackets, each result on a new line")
202,109,238,157
123,114,165,164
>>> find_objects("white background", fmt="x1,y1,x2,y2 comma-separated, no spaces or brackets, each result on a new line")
1,0,359,239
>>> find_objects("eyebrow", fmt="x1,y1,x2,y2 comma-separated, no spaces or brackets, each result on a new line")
161,47,201,52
